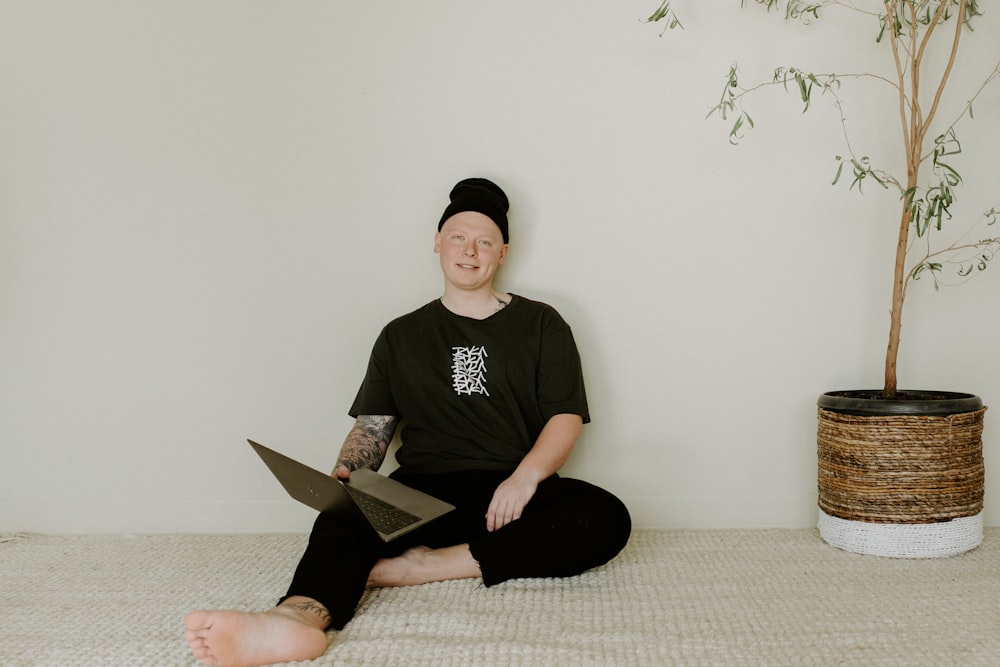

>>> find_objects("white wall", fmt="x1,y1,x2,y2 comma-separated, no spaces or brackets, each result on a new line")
2,1,998,533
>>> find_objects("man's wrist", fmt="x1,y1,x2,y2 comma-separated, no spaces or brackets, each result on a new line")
510,462,547,486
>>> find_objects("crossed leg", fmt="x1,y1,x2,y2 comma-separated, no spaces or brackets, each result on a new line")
367,543,480,588
183,545,480,667
183,596,330,667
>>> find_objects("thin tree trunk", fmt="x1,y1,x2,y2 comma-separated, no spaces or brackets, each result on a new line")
882,0,967,397
884,189,915,398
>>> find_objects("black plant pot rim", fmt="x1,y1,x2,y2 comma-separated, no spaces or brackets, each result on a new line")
818,390,983,417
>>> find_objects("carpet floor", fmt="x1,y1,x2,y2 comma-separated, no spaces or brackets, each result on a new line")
2,528,998,666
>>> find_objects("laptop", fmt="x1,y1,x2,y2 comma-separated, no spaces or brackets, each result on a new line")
248,439,455,542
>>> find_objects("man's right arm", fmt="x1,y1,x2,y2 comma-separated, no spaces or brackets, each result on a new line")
332,415,399,479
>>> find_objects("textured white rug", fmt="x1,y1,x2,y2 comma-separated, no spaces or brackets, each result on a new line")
2,529,999,666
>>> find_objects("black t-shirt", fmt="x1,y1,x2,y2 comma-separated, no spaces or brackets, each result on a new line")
349,294,589,474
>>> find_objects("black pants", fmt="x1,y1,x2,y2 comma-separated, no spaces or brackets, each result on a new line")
282,469,632,629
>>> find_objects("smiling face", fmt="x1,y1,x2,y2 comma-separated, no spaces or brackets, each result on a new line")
434,211,509,295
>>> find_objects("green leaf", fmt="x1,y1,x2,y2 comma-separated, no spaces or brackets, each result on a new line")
729,115,747,144
644,1,684,35
832,157,845,185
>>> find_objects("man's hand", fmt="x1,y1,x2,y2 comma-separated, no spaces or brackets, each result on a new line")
331,464,351,481
486,474,538,532
483,413,584,532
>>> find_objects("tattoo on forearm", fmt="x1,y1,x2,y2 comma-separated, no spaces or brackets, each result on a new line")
292,599,332,624
336,415,398,471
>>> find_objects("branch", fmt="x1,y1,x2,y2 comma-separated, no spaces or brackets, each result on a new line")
915,0,968,150
921,60,1000,163
713,67,899,118
711,64,901,182
906,207,1000,290
883,0,914,161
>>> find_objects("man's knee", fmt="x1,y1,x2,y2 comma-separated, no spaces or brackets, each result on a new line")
577,481,632,561
543,477,632,563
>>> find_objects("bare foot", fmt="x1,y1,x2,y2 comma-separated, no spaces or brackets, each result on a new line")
367,544,480,588
183,598,329,667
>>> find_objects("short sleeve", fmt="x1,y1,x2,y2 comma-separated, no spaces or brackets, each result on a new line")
348,329,400,418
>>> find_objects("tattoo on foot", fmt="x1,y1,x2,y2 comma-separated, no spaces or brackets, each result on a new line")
292,600,332,624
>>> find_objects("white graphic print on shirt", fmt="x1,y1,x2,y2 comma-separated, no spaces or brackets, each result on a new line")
451,346,489,396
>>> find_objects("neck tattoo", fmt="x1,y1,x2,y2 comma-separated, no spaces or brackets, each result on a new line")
492,292,509,312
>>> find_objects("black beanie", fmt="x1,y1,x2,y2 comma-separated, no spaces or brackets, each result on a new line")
438,177,510,243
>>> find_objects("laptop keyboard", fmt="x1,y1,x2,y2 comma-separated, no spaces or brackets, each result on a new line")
344,485,422,535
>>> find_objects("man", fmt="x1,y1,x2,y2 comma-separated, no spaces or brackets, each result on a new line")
184,177,632,667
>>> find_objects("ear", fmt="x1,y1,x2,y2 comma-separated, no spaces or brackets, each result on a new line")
433,231,441,254
498,244,509,264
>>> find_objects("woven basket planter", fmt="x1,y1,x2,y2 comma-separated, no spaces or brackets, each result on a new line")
816,390,986,558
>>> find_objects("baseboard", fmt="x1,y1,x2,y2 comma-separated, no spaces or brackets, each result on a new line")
0,499,317,533
1,493,821,533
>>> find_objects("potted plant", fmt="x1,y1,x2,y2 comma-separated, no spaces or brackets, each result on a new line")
647,0,1000,556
